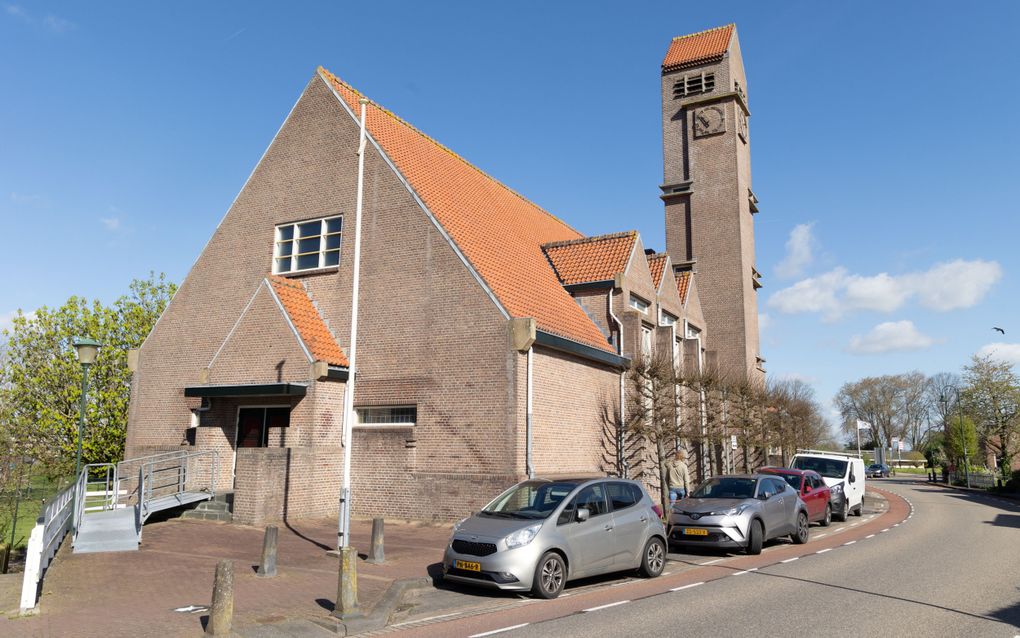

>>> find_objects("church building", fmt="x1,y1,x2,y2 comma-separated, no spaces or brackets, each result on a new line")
125,24,763,525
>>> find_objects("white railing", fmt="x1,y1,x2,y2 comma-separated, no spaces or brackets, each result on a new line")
137,449,217,540
20,481,75,614
73,463,118,540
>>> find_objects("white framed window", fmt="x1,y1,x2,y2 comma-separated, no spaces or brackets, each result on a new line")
641,325,653,356
355,406,417,428
273,215,342,274
660,310,678,327
686,323,702,340
629,295,650,314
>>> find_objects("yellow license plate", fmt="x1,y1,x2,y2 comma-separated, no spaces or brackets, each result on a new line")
683,528,709,536
455,560,481,572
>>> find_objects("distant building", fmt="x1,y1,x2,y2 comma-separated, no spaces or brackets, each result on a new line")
125,25,762,525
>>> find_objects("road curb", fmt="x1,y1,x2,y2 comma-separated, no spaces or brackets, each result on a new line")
934,481,1020,502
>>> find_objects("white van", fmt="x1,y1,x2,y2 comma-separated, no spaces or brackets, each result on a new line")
789,450,866,521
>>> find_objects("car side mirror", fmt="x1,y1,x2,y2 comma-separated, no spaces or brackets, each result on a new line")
576,507,590,522
804,485,812,494
850,473,857,483
758,492,770,501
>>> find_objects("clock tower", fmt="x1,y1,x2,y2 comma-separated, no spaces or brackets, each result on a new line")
660,24,763,381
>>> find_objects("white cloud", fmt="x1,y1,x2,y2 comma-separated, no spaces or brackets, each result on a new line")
43,14,74,33
758,312,771,332
4,4,30,21
775,223,815,278
847,320,935,355
101,217,121,232
0,309,33,333
976,342,1020,366
768,259,1001,320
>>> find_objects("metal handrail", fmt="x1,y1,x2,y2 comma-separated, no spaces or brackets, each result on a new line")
73,463,118,540
136,449,218,540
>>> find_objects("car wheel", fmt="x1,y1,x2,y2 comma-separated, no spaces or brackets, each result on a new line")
792,512,809,544
853,502,863,516
746,520,763,555
638,537,666,578
820,503,832,527
836,499,849,522
531,552,566,599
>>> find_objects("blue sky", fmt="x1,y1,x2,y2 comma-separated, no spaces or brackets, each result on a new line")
2,1,1019,424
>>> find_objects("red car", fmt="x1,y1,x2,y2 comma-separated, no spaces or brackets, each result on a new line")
760,467,832,527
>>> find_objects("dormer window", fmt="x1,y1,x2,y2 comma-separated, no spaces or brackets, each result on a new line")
273,215,342,274
629,295,650,313
660,310,678,327
672,72,715,99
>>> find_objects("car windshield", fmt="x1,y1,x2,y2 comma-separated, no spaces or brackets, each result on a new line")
481,481,576,519
868,464,882,470
792,456,848,479
772,473,801,490
690,477,757,499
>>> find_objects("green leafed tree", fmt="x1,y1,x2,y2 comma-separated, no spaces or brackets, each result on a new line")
962,354,1020,479
0,273,176,476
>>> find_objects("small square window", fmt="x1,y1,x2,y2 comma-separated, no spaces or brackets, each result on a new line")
629,295,650,313
660,310,678,327
356,406,417,428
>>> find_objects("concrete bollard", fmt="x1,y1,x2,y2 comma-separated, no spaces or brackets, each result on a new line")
366,518,384,564
207,560,234,636
333,546,361,620
256,525,278,578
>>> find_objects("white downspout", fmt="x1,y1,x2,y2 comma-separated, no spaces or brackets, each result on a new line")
608,292,626,477
338,97,369,550
526,346,534,479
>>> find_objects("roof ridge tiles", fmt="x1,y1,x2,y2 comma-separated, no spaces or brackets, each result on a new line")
317,67,581,237
541,230,637,250
670,23,735,42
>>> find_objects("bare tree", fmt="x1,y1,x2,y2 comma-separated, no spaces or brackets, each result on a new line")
897,371,930,449
626,351,683,513
835,376,903,449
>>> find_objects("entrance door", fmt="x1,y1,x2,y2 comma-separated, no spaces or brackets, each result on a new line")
237,408,268,448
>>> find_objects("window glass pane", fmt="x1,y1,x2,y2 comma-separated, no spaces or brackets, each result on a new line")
298,237,320,255
298,221,321,237
275,258,291,273
278,225,294,241
325,234,341,250
324,250,340,267
325,217,342,234
265,407,290,428
607,482,638,510
277,241,293,257
296,253,319,270
573,484,608,516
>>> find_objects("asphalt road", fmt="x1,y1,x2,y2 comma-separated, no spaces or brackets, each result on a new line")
497,477,1020,638
390,477,1020,638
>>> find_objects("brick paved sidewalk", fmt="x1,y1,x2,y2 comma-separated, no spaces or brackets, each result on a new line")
0,516,451,638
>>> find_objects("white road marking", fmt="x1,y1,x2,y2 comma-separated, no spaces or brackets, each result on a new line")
866,534,875,538
662,571,672,576
700,558,725,565
880,528,889,532
583,601,630,612
816,533,827,538
843,540,856,546
391,612,461,627
670,582,705,591
469,624,530,637
893,523,900,527
816,548,832,554
780,557,799,563
732,568,758,576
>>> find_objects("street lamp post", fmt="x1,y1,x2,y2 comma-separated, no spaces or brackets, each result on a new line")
71,337,101,535
939,386,970,489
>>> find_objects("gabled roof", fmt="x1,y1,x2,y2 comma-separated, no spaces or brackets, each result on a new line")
542,232,637,286
676,271,692,305
646,253,668,290
319,69,614,353
267,275,349,367
662,24,734,72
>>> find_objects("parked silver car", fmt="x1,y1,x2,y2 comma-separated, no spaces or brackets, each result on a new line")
668,474,810,555
443,478,667,598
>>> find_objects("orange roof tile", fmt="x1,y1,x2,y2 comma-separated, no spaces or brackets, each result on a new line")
662,24,734,72
676,271,692,305
268,275,349,367
320,69,615,353
542,232,637,286
646,253,668,290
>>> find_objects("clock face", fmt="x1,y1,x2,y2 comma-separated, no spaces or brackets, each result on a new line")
693,106,725,137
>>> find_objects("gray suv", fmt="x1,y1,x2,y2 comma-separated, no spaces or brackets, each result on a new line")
443,478,667,598
668,474,810,555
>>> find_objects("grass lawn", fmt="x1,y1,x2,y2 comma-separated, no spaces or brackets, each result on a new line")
1,474,72,549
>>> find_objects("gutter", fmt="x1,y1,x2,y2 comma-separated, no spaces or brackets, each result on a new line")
534,331,629,369
607,291,627,477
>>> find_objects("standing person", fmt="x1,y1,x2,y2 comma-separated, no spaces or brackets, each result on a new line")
667,450,691,507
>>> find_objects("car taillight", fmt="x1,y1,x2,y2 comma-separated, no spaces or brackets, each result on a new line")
651,504,663,518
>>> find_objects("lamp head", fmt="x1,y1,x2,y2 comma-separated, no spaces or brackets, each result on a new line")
72,337,102,366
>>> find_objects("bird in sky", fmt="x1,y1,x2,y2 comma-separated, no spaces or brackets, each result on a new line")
993,327,1005,334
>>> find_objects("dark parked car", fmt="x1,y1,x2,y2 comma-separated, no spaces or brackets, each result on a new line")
866,463,891,478
760,467,832,527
